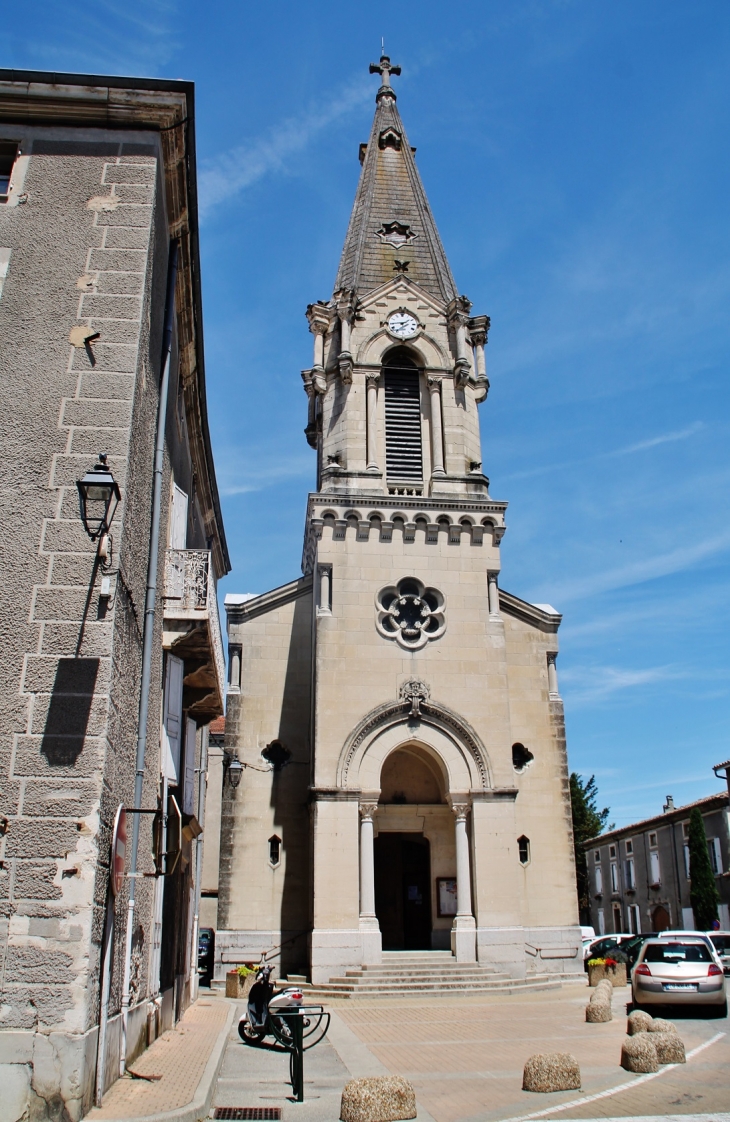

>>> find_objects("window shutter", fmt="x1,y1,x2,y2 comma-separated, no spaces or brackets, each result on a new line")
384,368,422,481
170,484,188,549
162,654,184,783
183,717,196,815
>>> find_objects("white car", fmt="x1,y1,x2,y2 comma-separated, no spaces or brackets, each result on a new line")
708,931,730,975
632,937,727,1014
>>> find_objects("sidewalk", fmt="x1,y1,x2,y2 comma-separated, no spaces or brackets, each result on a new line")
85,983,730,1122
85,997,233,1122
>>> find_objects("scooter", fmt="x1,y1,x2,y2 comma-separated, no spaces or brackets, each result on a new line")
237,964,304,1045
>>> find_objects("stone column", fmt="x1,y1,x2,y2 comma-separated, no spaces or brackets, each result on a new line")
450,801,476,961
359,801,382,963
335,287,354,382
487,571,500,616
447,296,473,387
468,314,490,403
365,372,380,472
547,652,560,699
427,376,445,478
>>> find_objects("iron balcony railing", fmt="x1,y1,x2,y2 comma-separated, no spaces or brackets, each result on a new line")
164,549,226,705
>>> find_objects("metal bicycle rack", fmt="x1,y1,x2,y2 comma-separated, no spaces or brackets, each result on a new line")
267,1005,331,1103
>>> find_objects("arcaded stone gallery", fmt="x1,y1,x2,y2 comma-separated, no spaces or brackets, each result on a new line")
217,57,581,986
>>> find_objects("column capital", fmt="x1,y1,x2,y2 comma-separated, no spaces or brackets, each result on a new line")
306,301,333,336
450,801,470,821
333,286,357,322
365,370,381,386
468,314,491,347
446,294,473,325
359,801,379,821
427,375,443,391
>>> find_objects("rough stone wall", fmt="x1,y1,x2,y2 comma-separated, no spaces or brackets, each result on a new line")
0,127,172,1120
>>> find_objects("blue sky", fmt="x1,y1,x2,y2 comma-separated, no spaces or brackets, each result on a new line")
4,1,729,827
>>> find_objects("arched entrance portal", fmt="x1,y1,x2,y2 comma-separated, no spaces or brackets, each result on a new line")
374,745,445,951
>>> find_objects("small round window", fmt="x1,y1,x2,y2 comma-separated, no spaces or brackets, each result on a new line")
512,743,534,772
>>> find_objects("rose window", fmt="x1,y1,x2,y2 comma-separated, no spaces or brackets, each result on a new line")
375,577,446,650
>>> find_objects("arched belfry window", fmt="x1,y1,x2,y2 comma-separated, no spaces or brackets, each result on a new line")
383,347,423,484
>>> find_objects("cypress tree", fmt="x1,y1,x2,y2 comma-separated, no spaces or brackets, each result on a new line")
688,806,720,930
570,773,611,925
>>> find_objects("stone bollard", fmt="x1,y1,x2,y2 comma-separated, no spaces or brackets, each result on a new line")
626,1010,653,1035
522,1053,581,1093
621,1035,658,1073
651,1031,686,1065
340,1076,417,1122
585,978,613,1022
649,1018,679,1036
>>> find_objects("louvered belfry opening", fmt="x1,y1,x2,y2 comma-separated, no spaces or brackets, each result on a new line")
383,348,423,484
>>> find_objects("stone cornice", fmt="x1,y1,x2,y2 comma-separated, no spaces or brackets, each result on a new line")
225,575,313,624
0,69,230,577
498,589,562,633
307,491,508,517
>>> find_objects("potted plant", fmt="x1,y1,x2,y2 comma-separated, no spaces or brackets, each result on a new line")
587,950,628,987
225,963,258,999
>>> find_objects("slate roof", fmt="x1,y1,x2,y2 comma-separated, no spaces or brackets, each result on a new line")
334,89,458,303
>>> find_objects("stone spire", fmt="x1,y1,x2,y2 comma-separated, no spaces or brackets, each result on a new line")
334,55,458,304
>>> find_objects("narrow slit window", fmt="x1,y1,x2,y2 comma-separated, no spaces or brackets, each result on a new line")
0,142,19,200
383,348,422,482
268,835,281,867
518,835,530,865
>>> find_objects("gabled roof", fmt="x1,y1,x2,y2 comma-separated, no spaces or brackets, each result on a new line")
584,790,730,848
334,73,457,304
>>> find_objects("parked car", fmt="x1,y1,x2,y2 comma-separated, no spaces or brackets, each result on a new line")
584,934,632,970
619,933,655,971
632,937,727,1015
197,927,215,986
708,931,730,975
657,930,720,961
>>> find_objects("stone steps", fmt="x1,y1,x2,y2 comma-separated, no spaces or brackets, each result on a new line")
303,976,561,998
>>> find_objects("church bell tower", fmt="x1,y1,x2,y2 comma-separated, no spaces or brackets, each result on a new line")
219,57,581,988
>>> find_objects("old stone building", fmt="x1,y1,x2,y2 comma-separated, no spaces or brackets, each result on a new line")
217,57,581,987
0,71,228,1118
585,786,730,936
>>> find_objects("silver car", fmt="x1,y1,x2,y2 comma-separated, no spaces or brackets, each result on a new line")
632,937,727,1014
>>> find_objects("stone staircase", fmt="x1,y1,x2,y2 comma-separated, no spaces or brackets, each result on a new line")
295,950,563,999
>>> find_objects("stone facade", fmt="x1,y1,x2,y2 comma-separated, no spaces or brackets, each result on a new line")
216,57,581,988
585,791,730,936
0,72,228,1119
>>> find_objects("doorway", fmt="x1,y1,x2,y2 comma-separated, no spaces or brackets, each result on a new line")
652,905,670,932
374,833,432,950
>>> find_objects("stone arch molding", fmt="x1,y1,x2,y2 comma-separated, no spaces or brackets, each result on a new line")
338,680,492,791
356,329,448,370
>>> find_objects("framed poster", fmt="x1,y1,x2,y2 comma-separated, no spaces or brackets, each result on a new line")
437,877,457,917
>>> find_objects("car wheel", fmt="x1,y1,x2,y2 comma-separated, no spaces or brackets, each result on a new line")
713,999,727,1019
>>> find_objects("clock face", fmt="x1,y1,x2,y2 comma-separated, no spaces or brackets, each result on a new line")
388,311,419,339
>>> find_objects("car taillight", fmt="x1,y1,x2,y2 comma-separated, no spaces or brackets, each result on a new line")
291,991,303,1000
635,964,651,976
708,964,723,977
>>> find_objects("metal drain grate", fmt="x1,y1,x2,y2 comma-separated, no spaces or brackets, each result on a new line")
214,1110,282,1121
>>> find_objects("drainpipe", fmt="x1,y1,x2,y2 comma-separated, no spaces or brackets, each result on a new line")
119,240,179,1077
190,724,209,998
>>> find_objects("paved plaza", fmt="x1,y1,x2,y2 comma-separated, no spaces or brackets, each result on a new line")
87,982,730,1122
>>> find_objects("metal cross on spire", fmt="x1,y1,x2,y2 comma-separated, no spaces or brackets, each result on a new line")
369,52,401,98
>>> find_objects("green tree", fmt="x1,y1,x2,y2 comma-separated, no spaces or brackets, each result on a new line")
688,807,720,930
570,773,611,925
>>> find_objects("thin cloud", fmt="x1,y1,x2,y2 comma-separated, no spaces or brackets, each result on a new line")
217,451,313,496
503,421,704,482
544,530,730,604
198,75,371,216
561,664,687,707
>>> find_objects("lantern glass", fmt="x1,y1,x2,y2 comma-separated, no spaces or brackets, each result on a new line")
77,456,121,541
227,758,243,789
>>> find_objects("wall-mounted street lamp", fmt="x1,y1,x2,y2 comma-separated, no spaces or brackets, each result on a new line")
76,454,121,545
225,755,243,789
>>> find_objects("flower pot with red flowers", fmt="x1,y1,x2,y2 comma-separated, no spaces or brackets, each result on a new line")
587,954,628,987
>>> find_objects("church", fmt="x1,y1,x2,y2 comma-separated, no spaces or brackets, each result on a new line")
217,56,581,986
